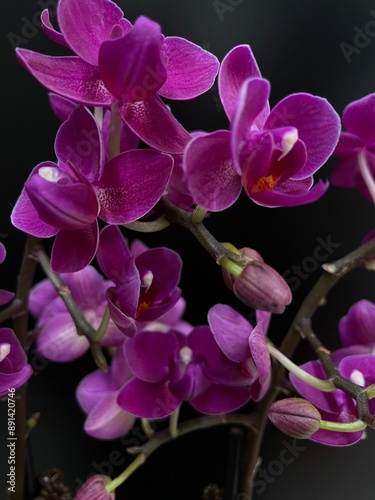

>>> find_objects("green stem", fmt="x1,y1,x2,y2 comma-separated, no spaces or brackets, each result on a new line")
106,413,257,495
154,197,245,265
92,307,110,342
319,419,367,433
31,246,107,371
169,407,180,438
240,234,375,498
365,384,375,399
108,102,121,160
267,343,335,392
106,454,145,494
123,216,171,233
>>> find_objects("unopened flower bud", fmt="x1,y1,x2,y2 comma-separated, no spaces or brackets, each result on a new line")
269,398,321,439
233,259,292,314
221,246,264,290
75,475,115,499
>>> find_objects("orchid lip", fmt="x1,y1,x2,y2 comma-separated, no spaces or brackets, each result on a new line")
349,369,365,387
38,166,70,183
0,343,11,363
278,130,298,160
179,346,193,365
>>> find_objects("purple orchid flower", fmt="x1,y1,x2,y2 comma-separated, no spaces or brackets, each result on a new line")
48,92,140,156
289,299,375,446
16,0,219,153
0,243,15,306
76,342,136,440
289,355,371,446
208,303,272,400
331,93,375,203
117,324,252,419
183,45,341,209
0,328,33,397
338,299,375,350
96,225,183,337
11,105,173,272
29,265,124,362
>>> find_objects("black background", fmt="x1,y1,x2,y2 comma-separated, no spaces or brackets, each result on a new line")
2,1,375,499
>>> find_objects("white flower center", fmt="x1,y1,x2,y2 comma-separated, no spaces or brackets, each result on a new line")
279,130,298,160
142,321,170,333
350,369,365,387
179,346,193,365
38,166,67,183
0,343,11,363
141,271,154,292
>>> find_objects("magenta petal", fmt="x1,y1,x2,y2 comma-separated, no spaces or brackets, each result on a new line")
16,50,114,107
26,174,99,230
170,363,210,401
137,290,182,323
183,130,241,211
29,280,59,318
120,95,191,153
158,37,219,100
334,132,363,156
290,361,346,413
76,370,113,413
240,134,273,190
99,16,166,102
331,156,359,188
0,365,33,398
250,179,329,207
56,106,104,182
51,222,99,273
0,243,6,264
41,9,69,47
125,331,178,382
61,265,108,309
219,45,267,123
265,93,341,179
48,93,77,121
339,354,375,386
208,304,252,362
11,171,59,238
84,392,136,439
1,328,28,370
0,291,15,306
97,226,139,294
36,313,89,361
191,384,251,414
58,0,125,66
339,300,375,347
135,248,182,301
342,93,375,143
231,78,271,174
248,327,271,400
118,379,181,419
106,293,137,337
95,150,173,223
310,426,363,447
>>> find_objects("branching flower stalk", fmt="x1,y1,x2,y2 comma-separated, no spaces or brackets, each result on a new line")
241,235,375,498
11,235,40,500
